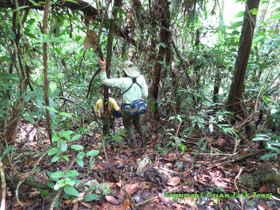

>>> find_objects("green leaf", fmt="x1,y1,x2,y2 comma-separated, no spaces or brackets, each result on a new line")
48,148,58,156
44,106,58,113
46,171,59,181
59,140,68,152
14,5,29,12
51,155,60,163
231,21,243,28
50,81,57,93
77,152,85,159
159,43,167,48
3,145,14,157
71,134,81,141
51,171,64,179
260,153,277,160
39,188,51,196
209,124,214,133
168,116,176,121
64,186,79,196
86,150,100,156
47,181,55,188
25,116,35,124
62,155,69,162
250,8,258,15
76,158,84,167
71,145,84,150
84,194,101,202
60,130,73,139
233,11,244,19
66,170,79,178
52,135,60,142
58,112,73,118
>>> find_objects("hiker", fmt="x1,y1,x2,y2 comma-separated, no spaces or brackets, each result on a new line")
95,89,121,129
99,58,148,147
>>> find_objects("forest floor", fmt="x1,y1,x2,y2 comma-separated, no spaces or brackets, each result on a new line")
5,117,280,210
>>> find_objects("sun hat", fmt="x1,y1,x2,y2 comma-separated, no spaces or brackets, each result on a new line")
122,61,140,78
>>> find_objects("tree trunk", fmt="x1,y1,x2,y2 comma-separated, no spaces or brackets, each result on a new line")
41,0,52,144
103,0,122,136
226,0,260,113
226,0,260,139
152,0,170,120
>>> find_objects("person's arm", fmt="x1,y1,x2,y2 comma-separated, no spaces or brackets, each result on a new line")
99,58,124,88
141,76,148,98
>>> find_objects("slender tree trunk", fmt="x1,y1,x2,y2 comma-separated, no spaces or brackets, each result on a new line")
226,0,260,139
226,0,260,113
152,0,170,120
103,0,122,136
41,0,52,144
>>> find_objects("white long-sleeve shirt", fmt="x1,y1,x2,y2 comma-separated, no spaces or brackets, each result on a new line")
99,72,148,104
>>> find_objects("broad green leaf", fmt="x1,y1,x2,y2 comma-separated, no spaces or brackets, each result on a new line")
84,194,101,202
58,112,73,118
76,158,84,167
66,170,79,178
71,134,81,141
47,181,55,188
50,81,57,93
48,148,58,156
231,21,243,28
250,8,258,15
86,150,100,156
39,188,50,196
51,171,64,179
71,145,84,150
59,140,68,152
77,152,85,159
209,124,214,133
233,11,244,19
159,43,167,48
60,130,73,139
46,171,59,181
25,116,35,124
64,186,79,197
51,155,60,163
62,155,69,162
44,106,58,113
168,116,176,121
260,153,277,160
3,145,14,157
52,135,60,142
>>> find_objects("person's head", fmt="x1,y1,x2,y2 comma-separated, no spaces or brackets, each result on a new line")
122,61,140,78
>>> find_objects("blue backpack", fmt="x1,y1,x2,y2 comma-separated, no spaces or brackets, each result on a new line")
122,77,148,116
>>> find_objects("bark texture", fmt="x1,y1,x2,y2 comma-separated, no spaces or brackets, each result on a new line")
226,0,260,113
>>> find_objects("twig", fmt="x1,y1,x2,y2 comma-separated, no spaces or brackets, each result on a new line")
101,135,109,164
0,161,6,210
206,148,267,170
234,167,244,209
122,186,158,208
49,188,63,210
174,121,182,156
122,187,137,208
15,151,48,207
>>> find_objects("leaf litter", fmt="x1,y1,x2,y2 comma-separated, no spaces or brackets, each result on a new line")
5,118,280,210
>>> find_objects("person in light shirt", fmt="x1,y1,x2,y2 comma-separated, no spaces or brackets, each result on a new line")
99,58,148,148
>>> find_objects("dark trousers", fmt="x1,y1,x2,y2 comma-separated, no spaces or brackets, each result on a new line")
121,106,144,141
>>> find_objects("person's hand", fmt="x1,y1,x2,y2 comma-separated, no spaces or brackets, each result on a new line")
99,57,106,72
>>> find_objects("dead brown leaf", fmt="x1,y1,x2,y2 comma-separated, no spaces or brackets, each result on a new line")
72,203,78,210
81,201,92,208
214,138,225,146
259,185,269,193
105,195,119,205
120,183,141,196
121,199,133,210
167,177,181,186
168,153,177,160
